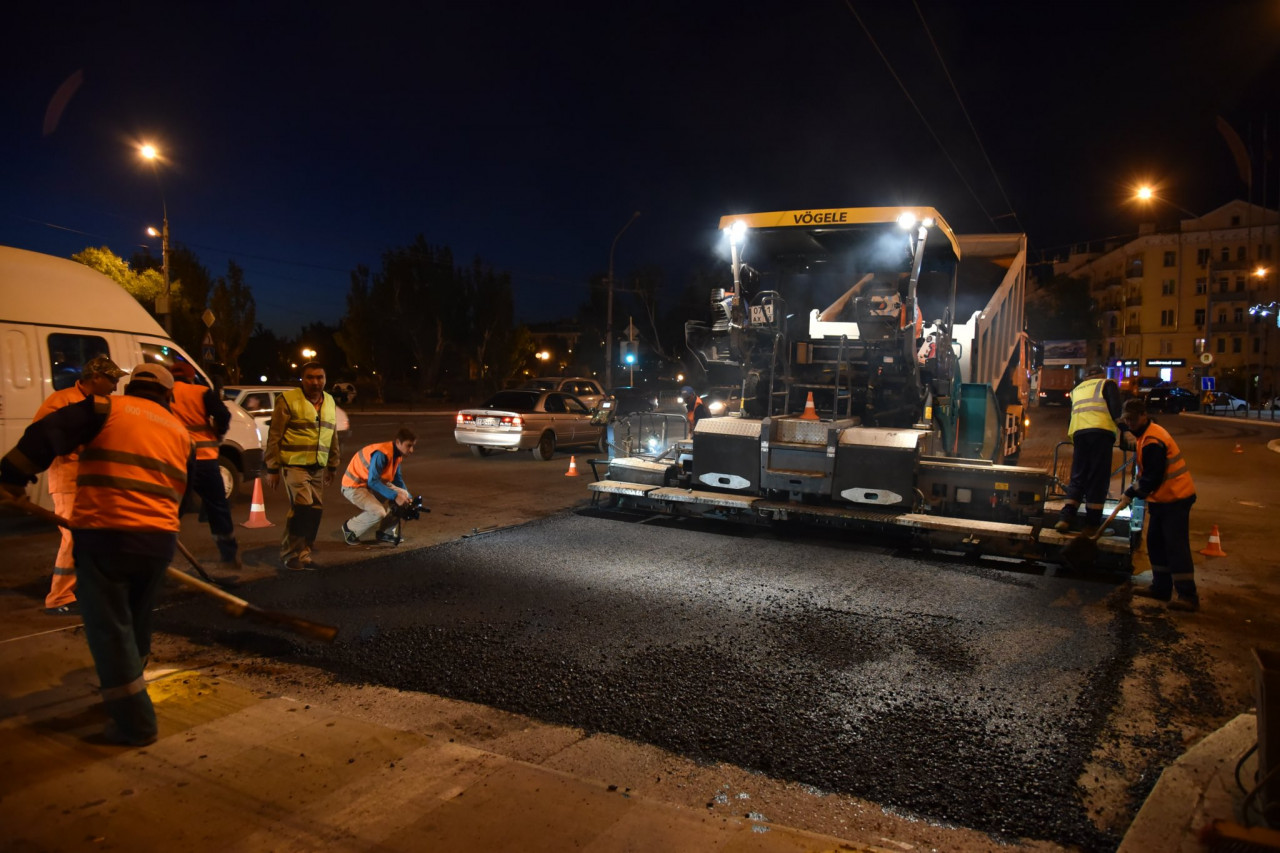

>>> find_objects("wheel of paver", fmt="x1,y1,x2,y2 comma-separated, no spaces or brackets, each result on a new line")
533,431,556,461
469,445,493,458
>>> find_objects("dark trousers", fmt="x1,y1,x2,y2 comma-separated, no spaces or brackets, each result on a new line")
188,458,237,561
1061,429,1115,526
1146,494,1198,601
73,544,169,742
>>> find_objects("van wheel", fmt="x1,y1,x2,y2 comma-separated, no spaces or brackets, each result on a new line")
218,456,241,503
533,432,556,461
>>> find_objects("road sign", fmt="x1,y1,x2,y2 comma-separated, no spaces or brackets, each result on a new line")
202,331,216,363
1200,376,1216,391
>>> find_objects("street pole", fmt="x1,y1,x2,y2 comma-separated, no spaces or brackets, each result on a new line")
605,211,640,391
161,209,171,335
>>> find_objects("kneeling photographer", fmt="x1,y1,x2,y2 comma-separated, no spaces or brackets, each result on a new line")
340,428,419,546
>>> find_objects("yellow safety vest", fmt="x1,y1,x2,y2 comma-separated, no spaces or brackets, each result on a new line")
1136,421,1195,503
278,388,337,467
1067,378,1117,438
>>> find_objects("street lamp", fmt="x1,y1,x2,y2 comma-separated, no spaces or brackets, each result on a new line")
301,347,317,360
139,143,171,334
605,211,640,391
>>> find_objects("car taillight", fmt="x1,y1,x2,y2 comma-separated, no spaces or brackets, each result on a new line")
502,415,522,427
457,413,472,424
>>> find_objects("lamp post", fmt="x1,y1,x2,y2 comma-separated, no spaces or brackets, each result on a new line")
139,143,171,334
605,211,640,391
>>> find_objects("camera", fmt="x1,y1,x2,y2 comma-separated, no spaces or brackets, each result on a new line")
390,494,429,521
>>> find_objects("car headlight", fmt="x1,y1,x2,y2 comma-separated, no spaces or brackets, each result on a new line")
708,400,725,415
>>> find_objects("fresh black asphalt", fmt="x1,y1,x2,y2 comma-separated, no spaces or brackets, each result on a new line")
157,508,1153,849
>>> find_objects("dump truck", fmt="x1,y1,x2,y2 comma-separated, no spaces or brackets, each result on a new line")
588,207,1131,569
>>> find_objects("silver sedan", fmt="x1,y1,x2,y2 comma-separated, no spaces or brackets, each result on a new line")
455,390,605,460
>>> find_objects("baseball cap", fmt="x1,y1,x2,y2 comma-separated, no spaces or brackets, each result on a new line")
168,360,197,381
81,356,127,380
128,363,175,390
680,385,696,396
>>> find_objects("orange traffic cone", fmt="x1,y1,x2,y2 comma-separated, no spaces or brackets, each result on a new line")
799,392,819,421
241,477,275,528
564,456,579,477
1233,442,1243,454
1198,524,1227,557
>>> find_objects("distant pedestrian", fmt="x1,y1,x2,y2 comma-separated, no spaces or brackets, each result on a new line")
1121,399,1199,612
169,360,241,577
681,386,710,430
263,362,341,570
31,355,127,616
1055,365,1122,533
1,364,193,745
340,428,417,545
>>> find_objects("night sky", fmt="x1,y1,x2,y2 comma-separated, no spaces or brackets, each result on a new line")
3,1,1278,333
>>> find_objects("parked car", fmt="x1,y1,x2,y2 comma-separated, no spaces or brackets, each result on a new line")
518,377,604,408
222,385,352,445
455,389,605,460
1145,385,1200,414
1202,391,1248,413
1265,396,1280,412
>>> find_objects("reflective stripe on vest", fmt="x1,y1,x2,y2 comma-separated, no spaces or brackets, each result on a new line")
33,383,90,493
171,382,220,461
72,396,192,532
278,388,336,467
100,672,149,701
1067,378,1117,437
342,441,400,489
1136,421,1195,503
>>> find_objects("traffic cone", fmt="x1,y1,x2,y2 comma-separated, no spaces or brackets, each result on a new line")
800,392,819,421
564,456,579,477
1198,524,1227,557
1233,442,1243,454
241,477,275,528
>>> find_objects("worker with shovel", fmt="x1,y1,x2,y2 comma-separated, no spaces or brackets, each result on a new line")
1120,398,1200,612
0,364,193,746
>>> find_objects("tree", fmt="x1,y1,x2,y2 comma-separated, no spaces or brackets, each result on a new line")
130,243,213,357
1025,275,1095,344
73,246,165,307
335,266,388,402
208,260,256,383
466,257,516,391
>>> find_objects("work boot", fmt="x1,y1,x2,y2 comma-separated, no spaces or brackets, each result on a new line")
1053,519,1071,533
1131,586,1171,602
1168,597,1200,613
282,558,314,572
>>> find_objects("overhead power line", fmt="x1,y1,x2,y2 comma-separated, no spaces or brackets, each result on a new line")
911,0,1023,232
840,1,997,229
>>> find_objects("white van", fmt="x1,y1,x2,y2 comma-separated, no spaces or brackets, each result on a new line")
0,245,263,509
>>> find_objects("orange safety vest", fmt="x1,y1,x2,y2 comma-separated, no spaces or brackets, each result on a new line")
72,396,193,532
33,382,91,494
687,396,705,430
342,441,400,489
170,382,220,461
1135,421,1195,503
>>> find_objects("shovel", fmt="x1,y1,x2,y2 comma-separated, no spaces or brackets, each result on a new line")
1060,495,1131,572
1,495,338,643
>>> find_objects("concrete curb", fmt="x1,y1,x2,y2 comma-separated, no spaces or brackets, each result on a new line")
1117,713,1257,853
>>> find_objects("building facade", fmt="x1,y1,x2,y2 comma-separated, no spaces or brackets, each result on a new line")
1054,200,1278,399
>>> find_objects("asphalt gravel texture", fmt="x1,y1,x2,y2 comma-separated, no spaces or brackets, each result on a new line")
157,509,1143,849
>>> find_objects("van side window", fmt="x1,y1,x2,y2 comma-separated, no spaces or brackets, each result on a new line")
47,333,110,391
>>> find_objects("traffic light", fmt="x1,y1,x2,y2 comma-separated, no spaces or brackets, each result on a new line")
620,341,636,365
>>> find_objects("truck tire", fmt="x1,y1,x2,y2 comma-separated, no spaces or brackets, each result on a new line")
218,456,242,504
533,431,556,461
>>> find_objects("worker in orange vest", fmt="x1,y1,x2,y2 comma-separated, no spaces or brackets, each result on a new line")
31,355,127,616
340,428,417,545
680,386,710,430
169,360,240,576
1,364,194,746
1120,399,1199,612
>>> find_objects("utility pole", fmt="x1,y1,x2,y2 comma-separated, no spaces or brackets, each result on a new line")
605,211,640,390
